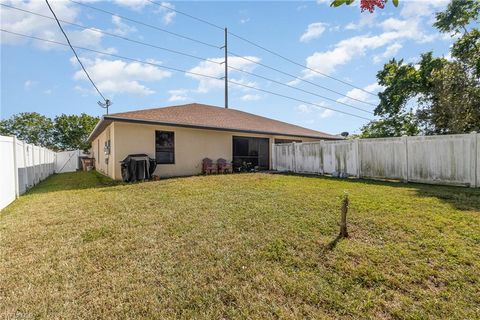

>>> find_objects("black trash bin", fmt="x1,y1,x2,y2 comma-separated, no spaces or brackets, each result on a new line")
120,154,157,182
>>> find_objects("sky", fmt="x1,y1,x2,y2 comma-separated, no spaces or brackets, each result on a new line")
0,0,455,135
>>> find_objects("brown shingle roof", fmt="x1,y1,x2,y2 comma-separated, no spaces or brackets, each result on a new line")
88,103,340,141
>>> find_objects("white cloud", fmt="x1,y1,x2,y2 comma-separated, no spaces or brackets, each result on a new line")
156,2,176,25
296,104,313,113
303,16,442,77
296,103,335,119
187,55,260,93
1,0,76,47
286,78,302,86
110,16,137,36
364,82,383,93
113,0,150,10
168,89,189,102
300,22,327,43
337,82,382,105
74,85,91,97
0,0,115,52
240,17,250,24
373,42,402,63
72,58,171,96
241,94,261,101
69,28,105,48
400,0,449,19
319,109,335,119
345,13,376,30
297,4,308,11
24,80,37,90
301,1,451,78
229,78,257,89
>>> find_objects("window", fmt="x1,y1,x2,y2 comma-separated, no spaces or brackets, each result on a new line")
155,131,175,164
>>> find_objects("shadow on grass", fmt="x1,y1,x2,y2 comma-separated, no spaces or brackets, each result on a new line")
317,234,347,253
272,172,480,212
326,234,342,250
26,171,225,195
26,171,122,195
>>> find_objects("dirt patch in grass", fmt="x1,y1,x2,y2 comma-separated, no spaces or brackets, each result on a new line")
1,171,479,319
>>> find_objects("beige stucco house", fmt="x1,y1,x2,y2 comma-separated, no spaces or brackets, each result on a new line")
88,103,340,180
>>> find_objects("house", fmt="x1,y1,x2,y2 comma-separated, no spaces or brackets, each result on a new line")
87,103,340,179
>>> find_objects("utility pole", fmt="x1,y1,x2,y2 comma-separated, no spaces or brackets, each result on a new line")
223,28,228,109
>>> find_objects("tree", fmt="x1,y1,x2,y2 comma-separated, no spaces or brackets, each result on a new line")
53,113,99,151
0,112,99,151
360,0,480,138
0,112,54,148
360,113,419,138
434,0,480,34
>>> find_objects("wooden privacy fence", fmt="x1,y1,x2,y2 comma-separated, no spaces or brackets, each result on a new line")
0,135,83,210
272,132,479,188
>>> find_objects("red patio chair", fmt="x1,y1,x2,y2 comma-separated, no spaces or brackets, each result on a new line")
202,158,217,174
217,158,233,174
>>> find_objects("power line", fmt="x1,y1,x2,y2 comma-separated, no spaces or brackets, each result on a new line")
147,0,224,31
228,65,373,114
1,29,372,121
228,81,372,121
228,32,377,97
1,3,222,66
69,0,221,49
4,2,376,113
0,29,222,82
144,0,377,96
228,51,377,107
45,0,108,102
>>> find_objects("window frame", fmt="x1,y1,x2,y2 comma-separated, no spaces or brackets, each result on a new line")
155,130,175,164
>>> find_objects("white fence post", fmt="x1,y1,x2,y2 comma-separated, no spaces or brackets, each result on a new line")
354,138,360,178
12,136,19,198
32,145,36,186
319,140,324,175
402,135,409,183
471,131,477,188
477,132,480,188
292,142,297,173
22,141,27,192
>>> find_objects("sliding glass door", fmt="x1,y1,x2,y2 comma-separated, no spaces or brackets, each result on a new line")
232,136,269,170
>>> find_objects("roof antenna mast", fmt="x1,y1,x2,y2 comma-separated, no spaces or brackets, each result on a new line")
221,27,228,109
98,99,112,115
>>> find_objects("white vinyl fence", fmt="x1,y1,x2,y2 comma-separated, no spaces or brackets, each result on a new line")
272,132,479,188
55,150,85,173
1,135,83,210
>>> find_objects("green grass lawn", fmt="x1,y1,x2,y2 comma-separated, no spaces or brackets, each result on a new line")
1,172,479,319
